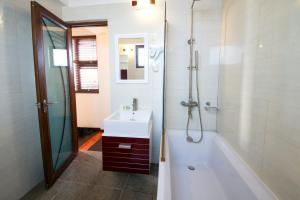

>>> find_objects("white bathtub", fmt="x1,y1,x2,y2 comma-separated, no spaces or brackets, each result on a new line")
157,129,278,200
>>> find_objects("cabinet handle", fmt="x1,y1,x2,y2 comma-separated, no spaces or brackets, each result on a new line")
118,144,132,149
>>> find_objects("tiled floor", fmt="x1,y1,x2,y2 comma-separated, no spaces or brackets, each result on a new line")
22,151,158,200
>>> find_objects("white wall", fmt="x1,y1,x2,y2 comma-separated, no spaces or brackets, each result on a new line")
165,0,223,131
218,0,300,199
0,0,63,199
63,3,164,163
72,27,110,128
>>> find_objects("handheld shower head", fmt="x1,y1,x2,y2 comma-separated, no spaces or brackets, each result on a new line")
187,136,194,143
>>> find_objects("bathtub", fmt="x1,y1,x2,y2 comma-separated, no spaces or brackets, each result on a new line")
157,129,278,200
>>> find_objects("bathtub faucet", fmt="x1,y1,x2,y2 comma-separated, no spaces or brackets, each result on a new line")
132,98,138,112
180,100,198,108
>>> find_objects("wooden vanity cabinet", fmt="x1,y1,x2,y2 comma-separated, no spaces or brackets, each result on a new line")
102,136,150,174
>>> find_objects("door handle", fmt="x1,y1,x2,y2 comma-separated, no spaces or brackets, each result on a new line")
118,144,132,150
42,100,59,113
43,99,48,113
35,102,41,109
46,101,59,105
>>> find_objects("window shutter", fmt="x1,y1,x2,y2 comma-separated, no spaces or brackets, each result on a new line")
72,36,99,93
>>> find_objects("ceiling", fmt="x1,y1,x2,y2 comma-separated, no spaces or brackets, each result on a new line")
59,0,129,7
58,0,222,10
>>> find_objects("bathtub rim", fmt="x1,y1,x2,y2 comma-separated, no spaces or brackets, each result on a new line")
214,132,279,200
157,129,279,200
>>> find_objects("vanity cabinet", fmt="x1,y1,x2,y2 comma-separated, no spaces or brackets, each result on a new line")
102,136,150,174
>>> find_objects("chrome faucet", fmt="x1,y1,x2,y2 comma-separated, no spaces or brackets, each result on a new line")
132,98,138,112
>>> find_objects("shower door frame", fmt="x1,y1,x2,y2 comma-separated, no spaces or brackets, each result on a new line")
31,1,78,188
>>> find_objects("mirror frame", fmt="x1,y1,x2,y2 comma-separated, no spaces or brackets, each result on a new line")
115,33,149,84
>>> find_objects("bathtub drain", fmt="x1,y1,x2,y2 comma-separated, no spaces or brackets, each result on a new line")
188,165,195,171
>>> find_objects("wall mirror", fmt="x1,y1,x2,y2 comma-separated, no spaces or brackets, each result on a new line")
115,34,149,83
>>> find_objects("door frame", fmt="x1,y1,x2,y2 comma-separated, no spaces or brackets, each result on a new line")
31,1,78,188
68,20,108,149
69,20,108,28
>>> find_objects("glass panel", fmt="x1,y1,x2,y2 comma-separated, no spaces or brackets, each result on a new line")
42,17,73,171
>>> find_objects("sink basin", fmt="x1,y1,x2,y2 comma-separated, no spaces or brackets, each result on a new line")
103,110,152,138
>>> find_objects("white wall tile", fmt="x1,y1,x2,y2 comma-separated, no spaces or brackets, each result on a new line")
165,0,223,131
218,0,300,199
0,0,64,199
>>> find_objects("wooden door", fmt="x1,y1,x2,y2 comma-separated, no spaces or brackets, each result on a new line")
31,1,78,187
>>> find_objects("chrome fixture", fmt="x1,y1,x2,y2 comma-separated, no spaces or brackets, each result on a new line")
118,144,132,150
132,98,138,112
181,0,204,144
35,102,41,109
132,0,155,8
180,100,198,108
204,101,219,112
188,165,196,171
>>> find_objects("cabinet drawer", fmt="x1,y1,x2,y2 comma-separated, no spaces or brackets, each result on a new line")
103,161,149,169
103,166,150,174
103,151,149,160
103,136,149,144
103,155,149,165
103,147,149,155
102,142,149,150
102,136,150,174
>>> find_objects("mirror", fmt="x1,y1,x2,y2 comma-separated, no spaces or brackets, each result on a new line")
115,34,148,83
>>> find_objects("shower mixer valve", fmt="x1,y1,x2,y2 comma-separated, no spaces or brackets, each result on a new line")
180,100,199,108
187,65,198,70
187,38,195,45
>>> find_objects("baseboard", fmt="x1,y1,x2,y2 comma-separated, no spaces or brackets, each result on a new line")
77,127,104,136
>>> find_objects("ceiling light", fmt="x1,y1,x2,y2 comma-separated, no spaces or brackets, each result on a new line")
132,0,155,9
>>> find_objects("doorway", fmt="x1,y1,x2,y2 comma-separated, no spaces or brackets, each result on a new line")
69,23,110,153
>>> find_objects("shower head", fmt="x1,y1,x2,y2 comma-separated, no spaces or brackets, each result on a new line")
191,0,201,9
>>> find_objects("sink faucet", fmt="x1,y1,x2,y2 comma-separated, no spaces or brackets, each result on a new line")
132,98,138,112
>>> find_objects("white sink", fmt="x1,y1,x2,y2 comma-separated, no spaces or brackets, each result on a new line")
103,110,152,138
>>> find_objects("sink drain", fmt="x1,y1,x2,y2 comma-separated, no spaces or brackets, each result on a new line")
188,165,195,171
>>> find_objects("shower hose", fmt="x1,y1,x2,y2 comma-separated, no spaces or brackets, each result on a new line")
185,67,204,144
